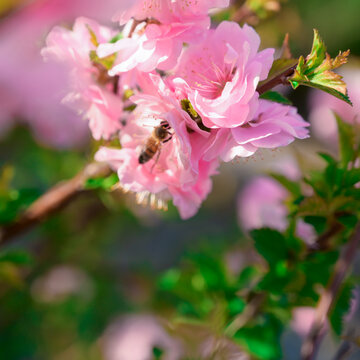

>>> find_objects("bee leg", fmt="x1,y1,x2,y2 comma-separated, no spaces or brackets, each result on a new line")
163,132,173,143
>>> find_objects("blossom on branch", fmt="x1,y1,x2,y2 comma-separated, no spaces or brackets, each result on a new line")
42,17,124,140
41,0,313,218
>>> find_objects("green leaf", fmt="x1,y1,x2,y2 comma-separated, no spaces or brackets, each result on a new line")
234,313,283,360
289,30,351,105
0,188,40,224
264,58,298,82
301,251,338,286
180,99,211,132
303,216,327,234
269,173,301,197
260,91,292,105
110,32,123,43
86,24,117,71
0,250,33,265
318,152,337,165
297,195,328,217
228,297,246,316
152,346,164,359
336,113,356,167
329,282,354,336
158,269,181,291
84,173,118,191
336,214,358,229
89,50,116,71
251,228,288,266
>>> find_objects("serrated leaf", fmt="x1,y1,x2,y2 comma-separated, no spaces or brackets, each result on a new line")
260,91,292,105
289,30,351,105
251,228,288,266
336,113,356,167
329,282,354,336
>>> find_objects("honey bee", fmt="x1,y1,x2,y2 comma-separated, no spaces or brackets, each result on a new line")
138,121,173,164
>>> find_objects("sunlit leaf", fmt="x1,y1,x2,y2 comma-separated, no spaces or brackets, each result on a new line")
289,30,351,105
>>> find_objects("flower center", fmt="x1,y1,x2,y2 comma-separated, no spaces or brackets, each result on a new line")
191,60,236,100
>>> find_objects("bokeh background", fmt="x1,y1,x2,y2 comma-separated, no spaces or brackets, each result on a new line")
0,0,360,359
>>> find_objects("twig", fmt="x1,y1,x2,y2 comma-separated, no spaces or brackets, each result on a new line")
0,162,112,246
225,293,266,337
301,224,360,360
257,65,297,95
333,341,353,360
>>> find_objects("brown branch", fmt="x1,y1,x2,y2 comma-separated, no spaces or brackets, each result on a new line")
225,292,266,337
301,224,360,360
0,162,112,246
257,65,297,95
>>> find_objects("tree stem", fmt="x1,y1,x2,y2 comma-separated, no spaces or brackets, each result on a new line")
301,224,360,360
0,162,112,246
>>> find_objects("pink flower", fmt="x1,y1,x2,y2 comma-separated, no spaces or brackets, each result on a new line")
192,99,310,162
102,315,182,360
42,17,124,140
116,0,230,25
98,1,229,73
291,307,317,337
231,99,310,151
173,21,274,129
238,177,289,232
309,67,360,146
95,75,219,219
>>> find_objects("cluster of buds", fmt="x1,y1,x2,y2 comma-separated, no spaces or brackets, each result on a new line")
42,0,309,219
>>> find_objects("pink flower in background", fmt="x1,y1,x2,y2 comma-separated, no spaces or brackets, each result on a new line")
238,177,289,232
174,21,274,129
0,0,131,147
237,158,316,243
102,315,182,360
42,17,124,140
291,307,317,337
309,67,360,146
98,0,230,73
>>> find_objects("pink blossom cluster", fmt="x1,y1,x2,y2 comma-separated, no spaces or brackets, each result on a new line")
0,0,132,148
42,0,310,218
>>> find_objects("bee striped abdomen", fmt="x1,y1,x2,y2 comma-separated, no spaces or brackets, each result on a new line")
138,122,172,165
138,138,159,164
